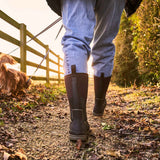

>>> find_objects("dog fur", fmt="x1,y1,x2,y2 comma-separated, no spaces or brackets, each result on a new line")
0,53,31,95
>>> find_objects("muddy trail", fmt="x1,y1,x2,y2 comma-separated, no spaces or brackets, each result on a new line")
0,80,160,160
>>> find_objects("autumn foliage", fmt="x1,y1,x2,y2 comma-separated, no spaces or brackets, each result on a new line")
113,0,160,86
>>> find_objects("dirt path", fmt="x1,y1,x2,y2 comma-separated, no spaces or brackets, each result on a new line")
0,80,160,159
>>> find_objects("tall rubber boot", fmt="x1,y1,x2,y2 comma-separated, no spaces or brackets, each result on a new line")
93,73,111,116
65,65,89,141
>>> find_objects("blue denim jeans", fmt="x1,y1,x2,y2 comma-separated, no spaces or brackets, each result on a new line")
61,0,125,77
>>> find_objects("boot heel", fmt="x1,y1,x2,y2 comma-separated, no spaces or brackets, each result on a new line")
93,112,103,116
93,98,106,116
69,134,88,141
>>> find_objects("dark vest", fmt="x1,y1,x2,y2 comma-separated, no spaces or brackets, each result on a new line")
46,0,142,17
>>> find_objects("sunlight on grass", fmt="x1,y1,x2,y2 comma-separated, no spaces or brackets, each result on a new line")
108,83,126,91
143,96,160,105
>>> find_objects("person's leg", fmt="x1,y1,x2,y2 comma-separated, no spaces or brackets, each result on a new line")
61,0,96,141
61,0,96,75
92,0,125,116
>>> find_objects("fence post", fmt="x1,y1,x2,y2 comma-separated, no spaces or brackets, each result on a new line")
46,45,50,84
20,23,26,73
58,56,60,84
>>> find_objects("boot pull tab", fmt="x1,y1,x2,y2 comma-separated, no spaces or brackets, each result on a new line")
71,65,76,74
101,73,104,78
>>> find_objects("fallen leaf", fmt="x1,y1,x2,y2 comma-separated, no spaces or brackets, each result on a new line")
18,148,25,154
139,142,153,148
6,142,13,148
76,139,82,150
16,105,23,111
10,139,18,143
0,145,8,151
106,150,121,157
150,127,159,134
143,127,150,131
22,102,28,106
26,98,34,102
15,151,27,160
104,133,110,138
3,152,10,160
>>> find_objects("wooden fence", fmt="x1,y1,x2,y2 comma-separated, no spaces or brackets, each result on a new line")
0,10,64,83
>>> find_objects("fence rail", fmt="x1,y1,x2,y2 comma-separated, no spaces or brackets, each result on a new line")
0,10,64,83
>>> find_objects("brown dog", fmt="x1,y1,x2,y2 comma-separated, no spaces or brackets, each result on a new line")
0,53,31,95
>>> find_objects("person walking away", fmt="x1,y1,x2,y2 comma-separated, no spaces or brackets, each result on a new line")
46,0,142,141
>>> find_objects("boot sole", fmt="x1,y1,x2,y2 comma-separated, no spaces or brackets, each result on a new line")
93,112,103,116
69,134,88,141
